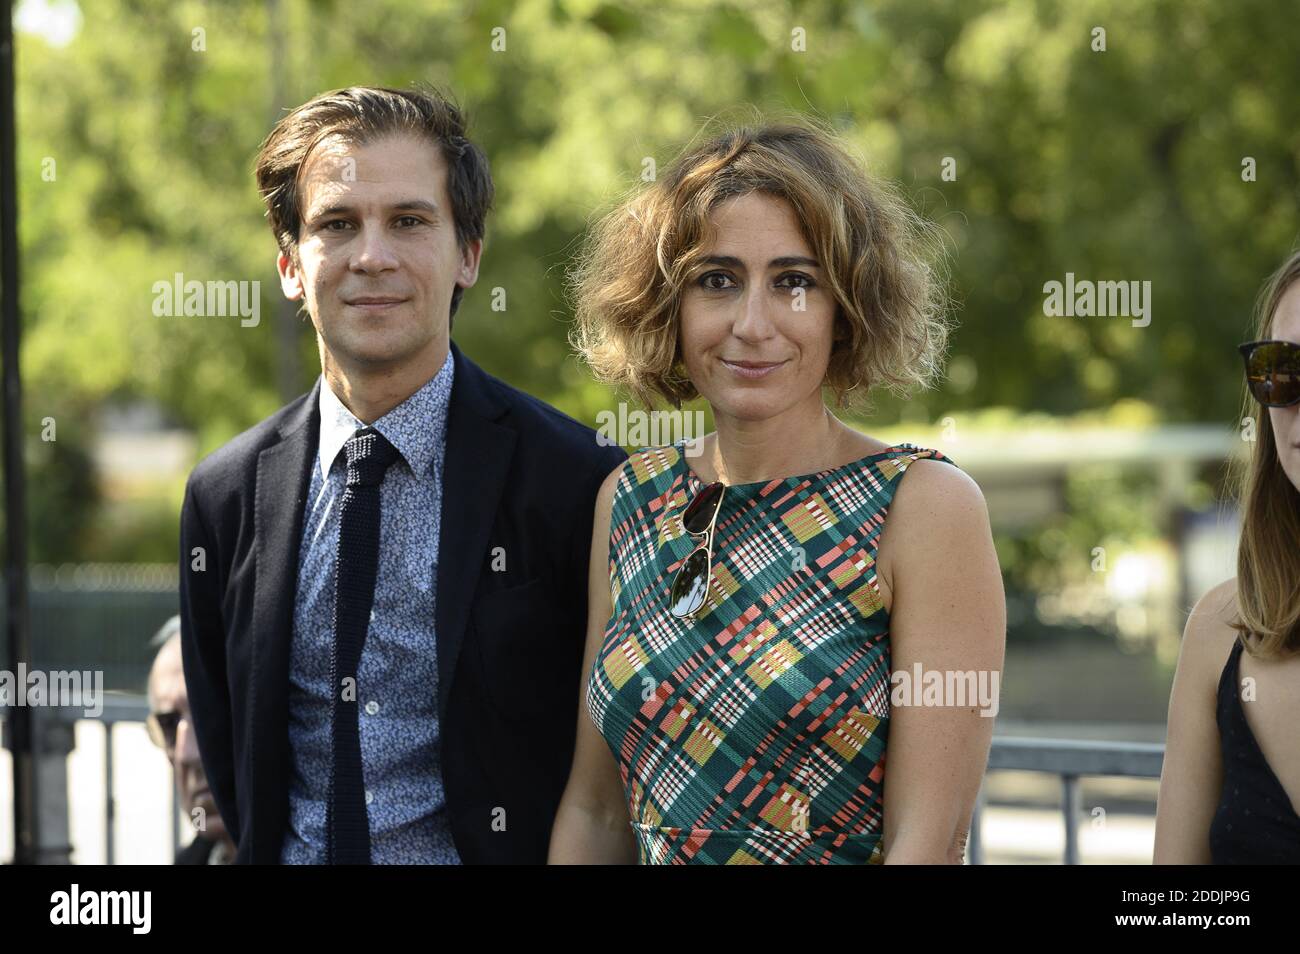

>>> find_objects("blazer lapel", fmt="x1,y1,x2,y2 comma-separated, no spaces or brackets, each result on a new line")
249,378,319,860
436,340,516,723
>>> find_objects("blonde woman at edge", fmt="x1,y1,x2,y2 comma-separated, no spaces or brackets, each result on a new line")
1156,250,1300,863
549,120,1006,865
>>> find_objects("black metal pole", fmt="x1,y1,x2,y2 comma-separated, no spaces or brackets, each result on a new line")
268,0,300,404
0,0,35,865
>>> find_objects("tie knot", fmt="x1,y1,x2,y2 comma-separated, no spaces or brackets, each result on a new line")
343,427,401,487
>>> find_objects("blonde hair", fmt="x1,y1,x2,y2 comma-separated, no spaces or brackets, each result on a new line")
569,117,953,412
1230,247,1300,658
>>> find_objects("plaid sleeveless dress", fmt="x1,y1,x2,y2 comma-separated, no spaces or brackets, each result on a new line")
586,440,961,864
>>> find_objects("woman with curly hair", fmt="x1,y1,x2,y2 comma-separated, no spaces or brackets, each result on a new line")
549,119,1006,865
1155,250,1300,863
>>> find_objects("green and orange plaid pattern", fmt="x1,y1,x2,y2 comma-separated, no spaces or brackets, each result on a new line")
586,441,961,864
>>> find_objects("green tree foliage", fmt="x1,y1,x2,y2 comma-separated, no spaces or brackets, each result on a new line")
11,0,1300,560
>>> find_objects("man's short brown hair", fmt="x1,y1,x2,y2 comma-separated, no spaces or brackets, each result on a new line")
254,84,494,320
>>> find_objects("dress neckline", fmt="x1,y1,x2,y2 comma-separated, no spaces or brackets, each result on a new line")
681,441,921,492
1223,638,1300,821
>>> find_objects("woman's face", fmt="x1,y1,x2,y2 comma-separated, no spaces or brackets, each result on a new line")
678,192,837,424
1268,281,1300,492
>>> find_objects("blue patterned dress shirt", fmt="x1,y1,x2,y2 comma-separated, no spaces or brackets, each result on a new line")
281,348,460,864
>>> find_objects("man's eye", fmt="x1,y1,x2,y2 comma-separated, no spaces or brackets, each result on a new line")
396,215,424,227
322,219,352,231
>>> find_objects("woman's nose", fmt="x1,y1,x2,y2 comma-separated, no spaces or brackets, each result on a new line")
732,287,776,341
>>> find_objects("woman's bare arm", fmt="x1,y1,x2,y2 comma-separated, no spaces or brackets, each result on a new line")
548,463,639,864
879,461,1006,864
1153,578,1237,863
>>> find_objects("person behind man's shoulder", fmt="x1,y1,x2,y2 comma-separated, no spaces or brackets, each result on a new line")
146,616,237,864
178,85,625,865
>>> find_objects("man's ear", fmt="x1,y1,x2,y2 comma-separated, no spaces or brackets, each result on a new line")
456,237,483,290
277,249,305,301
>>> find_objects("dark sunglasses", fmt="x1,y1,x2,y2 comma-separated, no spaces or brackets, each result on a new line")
1240,340,1300,407
146,710,185,750
669,481,726,619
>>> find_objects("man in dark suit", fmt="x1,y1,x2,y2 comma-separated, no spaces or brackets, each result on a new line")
178,85,625,864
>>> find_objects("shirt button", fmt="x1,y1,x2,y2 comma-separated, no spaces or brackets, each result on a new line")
369,609,376,623
365,790,374,806
365,700,379,716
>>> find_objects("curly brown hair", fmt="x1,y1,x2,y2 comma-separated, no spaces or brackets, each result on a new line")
569,117,953,411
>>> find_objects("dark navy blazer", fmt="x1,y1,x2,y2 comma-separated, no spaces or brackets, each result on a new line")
178,340,626,863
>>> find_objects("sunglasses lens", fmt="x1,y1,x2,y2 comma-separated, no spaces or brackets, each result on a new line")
670,547,711,618
682,482,724,535
147,713,176,749
1246,342,1300,406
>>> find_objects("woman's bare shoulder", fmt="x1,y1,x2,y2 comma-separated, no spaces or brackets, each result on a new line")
1186,578,1241,643
1179,578,1243,687
875,453,992,607
885,453,989,531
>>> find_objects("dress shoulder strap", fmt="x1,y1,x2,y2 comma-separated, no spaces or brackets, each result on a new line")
865,446,963,504
876,443,961,474
1216,635,1247,718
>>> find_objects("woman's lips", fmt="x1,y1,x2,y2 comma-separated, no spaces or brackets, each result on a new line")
721,358,787,379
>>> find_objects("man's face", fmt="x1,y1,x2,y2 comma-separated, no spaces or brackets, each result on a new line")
278,132,482,375
150,644,226,842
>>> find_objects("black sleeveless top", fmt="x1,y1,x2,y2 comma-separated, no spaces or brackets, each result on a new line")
1208,637,1300,863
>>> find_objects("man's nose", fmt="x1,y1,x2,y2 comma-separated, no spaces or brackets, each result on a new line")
351,223,400,273
176,715,201,764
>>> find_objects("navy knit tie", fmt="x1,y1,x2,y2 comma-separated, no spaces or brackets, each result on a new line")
326,426,401,864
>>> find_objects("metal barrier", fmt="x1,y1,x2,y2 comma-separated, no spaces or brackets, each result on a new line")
1,693,177,864
95,693,178,865
5,709,1165,864
970,737,1165,865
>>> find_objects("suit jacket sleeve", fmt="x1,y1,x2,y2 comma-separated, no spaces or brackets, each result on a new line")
178,472,242,847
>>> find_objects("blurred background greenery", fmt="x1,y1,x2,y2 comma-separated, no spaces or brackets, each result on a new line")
10,0,1300,864
7,0,1293,678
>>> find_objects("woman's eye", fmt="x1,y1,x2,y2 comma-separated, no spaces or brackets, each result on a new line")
776,273,814,289
699,271,735,290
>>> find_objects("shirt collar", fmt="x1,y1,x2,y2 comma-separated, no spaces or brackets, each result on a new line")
317,347,455,480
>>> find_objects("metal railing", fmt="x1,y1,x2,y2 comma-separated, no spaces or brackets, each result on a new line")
5,711,1165,864
970,736,1165,865
96,693,178,865
2,693,178,864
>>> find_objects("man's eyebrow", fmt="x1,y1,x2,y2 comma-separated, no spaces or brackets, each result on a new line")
701,255,821,269
305,199,441,220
